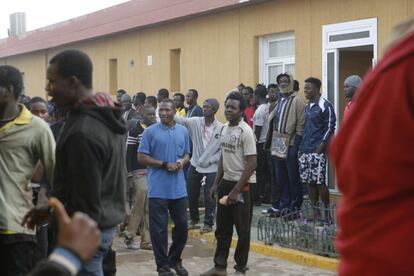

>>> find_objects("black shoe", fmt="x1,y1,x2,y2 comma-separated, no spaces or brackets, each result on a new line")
172,262,188,276
188,220,201,230
200,266,227,276
234,265,248,274
200,224,213,234
261,207,280,216
158,266,176,276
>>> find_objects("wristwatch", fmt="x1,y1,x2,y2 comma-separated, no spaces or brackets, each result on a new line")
161,161,168,169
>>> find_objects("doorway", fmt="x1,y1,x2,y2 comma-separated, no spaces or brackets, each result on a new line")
338,45,373,123
322,18,377,192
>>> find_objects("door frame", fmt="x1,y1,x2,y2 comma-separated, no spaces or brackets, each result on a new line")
322,18,377,192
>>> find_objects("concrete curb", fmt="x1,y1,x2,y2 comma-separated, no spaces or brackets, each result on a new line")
187,229,338,272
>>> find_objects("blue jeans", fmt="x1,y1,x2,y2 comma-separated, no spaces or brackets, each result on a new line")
78,227,116,276
187,165,216,226
273,145,303,210
149,197,188,270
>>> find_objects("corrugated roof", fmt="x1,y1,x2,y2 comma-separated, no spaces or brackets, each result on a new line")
0,0,265,58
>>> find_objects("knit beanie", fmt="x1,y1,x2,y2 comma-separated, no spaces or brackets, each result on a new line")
204,98,220,113
344,75,362,88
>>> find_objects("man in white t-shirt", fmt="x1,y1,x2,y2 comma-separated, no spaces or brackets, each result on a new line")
201,91,257,276
252,85,270,206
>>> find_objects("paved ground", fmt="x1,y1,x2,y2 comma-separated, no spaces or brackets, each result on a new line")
113,235,335,276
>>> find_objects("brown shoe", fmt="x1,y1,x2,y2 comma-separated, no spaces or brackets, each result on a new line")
140,242,153,250
200,266,227,276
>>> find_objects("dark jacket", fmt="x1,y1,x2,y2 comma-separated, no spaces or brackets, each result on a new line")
126,119,146,174
123,108,139,121
28,260,71,276
186,104,203,118
299,97,336,154
53,95,127,229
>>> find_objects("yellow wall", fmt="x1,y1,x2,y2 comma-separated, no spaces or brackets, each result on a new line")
3,52,47,98
2,0,414,122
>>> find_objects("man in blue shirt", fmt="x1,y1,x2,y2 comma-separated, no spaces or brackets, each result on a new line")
138,99,190,276
299,77,336,208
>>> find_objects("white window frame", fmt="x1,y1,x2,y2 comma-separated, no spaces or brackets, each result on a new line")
259,32,295,85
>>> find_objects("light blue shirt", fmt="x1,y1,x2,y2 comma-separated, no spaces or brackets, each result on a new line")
138,123,189,199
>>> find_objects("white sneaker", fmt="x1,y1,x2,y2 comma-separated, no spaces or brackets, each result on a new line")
124,238,139,250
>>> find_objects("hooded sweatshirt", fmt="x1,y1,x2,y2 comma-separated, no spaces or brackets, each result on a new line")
53,93,127,229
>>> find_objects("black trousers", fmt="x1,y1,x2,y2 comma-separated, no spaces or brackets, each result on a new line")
149,197,188,270
187,165,216,226
253,143,271,203
214,180,252,271
0,240,37,276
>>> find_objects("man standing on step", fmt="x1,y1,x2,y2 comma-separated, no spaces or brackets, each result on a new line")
201,91,257,276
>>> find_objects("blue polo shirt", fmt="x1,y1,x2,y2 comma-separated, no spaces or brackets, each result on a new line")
138,122,189,199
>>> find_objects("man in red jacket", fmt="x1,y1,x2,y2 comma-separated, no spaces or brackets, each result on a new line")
330,19,414,276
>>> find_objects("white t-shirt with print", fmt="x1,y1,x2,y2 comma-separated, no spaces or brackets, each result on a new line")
221,120,257,183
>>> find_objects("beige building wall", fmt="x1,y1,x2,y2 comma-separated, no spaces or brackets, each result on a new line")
2,0,413,121
4,52,47,98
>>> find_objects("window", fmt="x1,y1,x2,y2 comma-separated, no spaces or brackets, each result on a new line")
109,59,117,95
170,49,181,92
259,32,295,86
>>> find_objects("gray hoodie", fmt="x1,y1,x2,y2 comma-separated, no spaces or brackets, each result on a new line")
174,115,223,173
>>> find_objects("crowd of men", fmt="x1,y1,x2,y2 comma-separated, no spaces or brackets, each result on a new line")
0,45,367,276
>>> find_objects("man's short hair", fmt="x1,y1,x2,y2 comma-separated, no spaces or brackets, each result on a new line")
0,65,23,100
146,96,157,107
30,96,47,106
160,98,175,109
117,89,126,95
237,83,245,90
254,86,267,99
142,104,155,113
305,77,322,91
293,80,300,92
135,92,146,104
242,86,254,95
158,88,169,98
267,83,279,90
276,73,290,84
188,89,198,98
174,92,185,102
225,91,246,111
49,49,93,89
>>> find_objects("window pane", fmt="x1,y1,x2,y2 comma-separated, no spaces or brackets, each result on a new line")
329,31,370,42
269,39,295,58
268,64,283,84
327,52,335,104
285,64,295,78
